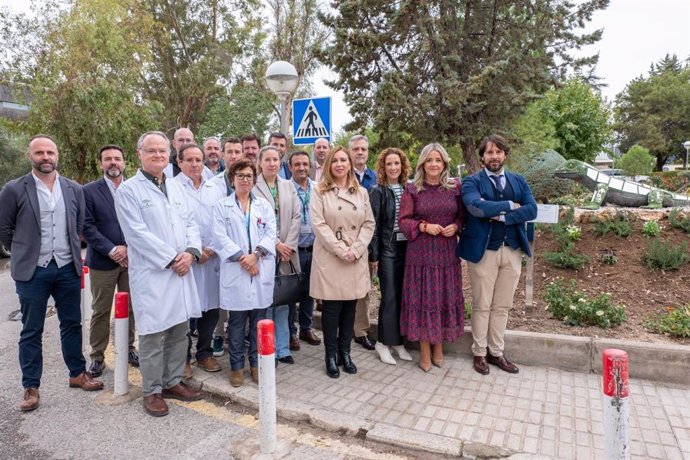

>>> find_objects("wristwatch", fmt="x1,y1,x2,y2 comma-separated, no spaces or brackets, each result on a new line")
254,247,266,259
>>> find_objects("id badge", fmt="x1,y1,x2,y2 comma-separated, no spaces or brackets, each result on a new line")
396,233,407,241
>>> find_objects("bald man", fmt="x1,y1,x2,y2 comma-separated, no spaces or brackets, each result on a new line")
163,128,194,178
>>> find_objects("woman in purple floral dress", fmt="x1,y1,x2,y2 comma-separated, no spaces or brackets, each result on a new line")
399,143,465,372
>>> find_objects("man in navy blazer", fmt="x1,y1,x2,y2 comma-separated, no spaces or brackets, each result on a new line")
0,134,103,411
457,134,537,376
82,144,138,377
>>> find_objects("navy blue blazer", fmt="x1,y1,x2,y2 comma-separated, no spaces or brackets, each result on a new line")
83,177,126,270
456,169,537,263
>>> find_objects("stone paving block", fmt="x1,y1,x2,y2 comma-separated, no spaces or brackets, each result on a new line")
663,446,684,460
471,428,490,444
366,423,462,456
428,419,445,435
308,408,371,436
522,437,538,454
645,442,666,459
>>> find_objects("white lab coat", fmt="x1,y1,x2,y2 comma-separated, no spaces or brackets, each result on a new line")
115,170,202,335
213,192,276,311
174,174,225,312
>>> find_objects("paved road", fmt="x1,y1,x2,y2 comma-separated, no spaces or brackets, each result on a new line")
0,259,428,459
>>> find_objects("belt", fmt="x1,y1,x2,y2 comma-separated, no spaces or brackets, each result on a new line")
298,246,313,252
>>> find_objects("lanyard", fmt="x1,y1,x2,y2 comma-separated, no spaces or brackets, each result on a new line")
236,195,252,253
297,182,311,224
268,182,280,225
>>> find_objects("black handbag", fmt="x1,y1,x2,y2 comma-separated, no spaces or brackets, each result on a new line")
271,260,309,307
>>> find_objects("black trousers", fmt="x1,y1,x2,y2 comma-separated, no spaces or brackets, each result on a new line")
377,240,407,346
321,299,357,358
187,308,220,361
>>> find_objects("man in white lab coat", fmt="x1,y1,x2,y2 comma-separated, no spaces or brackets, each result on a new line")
115,131,204,417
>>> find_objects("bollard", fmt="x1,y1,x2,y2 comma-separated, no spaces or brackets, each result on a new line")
113,292,130,395
80,266,92,357
257,319,277,454
602,348,630,460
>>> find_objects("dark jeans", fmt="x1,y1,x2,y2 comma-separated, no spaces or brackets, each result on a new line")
377,240,407,346
15,261,86,388
227,308,267,370
321,299,356,358
289,248,315,335
187,308,220,361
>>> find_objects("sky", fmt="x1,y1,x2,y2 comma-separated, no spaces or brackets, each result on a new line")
2,0,689,135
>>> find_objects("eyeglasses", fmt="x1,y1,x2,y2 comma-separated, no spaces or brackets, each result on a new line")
235,173,254,181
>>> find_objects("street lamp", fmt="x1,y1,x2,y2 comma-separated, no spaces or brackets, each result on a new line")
684,140,690,170
265,61,299,136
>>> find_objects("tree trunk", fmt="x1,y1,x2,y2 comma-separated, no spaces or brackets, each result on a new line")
463,139,482,173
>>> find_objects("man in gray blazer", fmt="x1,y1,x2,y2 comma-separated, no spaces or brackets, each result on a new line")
0,134,104,412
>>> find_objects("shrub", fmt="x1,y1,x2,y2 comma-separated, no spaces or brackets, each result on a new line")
565,225,581,241
616,144,655,176
643,238,688,270
464,300,472,320
644,306,690,338
544,242,590,269
642,220,661,237
523,149,574,203
669,208,690,234
592,213,632,238
543,279,626,328
601,251,618,265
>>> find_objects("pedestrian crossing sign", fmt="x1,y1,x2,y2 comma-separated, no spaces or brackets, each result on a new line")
292,97,331,145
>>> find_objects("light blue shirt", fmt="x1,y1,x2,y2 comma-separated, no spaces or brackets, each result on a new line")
291,177,316,248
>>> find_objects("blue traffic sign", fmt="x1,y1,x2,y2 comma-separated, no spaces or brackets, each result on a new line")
292,97,331,145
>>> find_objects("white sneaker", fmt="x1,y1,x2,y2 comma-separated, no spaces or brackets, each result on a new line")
375,342,396,365
392,345,413,361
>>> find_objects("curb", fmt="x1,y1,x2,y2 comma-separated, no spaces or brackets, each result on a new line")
313,313,690,385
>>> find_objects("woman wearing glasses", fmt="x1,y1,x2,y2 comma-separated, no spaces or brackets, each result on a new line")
310,146,375,378
213,159,276,387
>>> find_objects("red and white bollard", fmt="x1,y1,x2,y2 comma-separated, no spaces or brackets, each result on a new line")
113,292,130,396
602,348,630,460
80,266,92,356
257,319,277,454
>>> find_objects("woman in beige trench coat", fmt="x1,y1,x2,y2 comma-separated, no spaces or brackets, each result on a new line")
310,146,375,378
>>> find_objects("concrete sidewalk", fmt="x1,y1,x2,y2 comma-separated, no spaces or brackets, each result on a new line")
191,341,690,459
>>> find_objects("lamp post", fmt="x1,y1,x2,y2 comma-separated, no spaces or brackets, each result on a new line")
683,141,690,170
265,61,299,136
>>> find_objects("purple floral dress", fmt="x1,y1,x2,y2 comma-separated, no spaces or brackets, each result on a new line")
399,182,465,343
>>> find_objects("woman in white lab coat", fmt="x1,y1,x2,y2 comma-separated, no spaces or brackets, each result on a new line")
213,159,276,387
174,143,226,373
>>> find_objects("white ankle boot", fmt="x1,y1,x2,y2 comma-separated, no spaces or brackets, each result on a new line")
392,345,413,361
375,342,396,365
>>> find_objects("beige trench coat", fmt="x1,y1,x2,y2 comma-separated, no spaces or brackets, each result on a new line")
254,175,301,275
309,185,375,300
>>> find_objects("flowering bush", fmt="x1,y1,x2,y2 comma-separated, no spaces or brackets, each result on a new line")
565,225,581,241
644,306,690,338
642,220,661,238
543,279,626,328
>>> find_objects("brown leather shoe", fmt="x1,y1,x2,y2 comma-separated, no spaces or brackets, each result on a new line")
230,369,244,387
289,334,301,351
299,330,322,346
183,362,193,379
473,356,490,375
68,372,104,391
487,354,520,374
143,394,169,417
197,357,221,373
19,388,39,411
162,382,203,401
250,367,259,383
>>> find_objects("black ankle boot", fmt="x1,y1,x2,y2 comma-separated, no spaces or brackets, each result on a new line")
325,355,340,378
339,352,357,374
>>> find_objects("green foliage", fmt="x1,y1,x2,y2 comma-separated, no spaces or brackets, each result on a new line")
643,238,688,270
669,209,690,233
648,171,690,192
645,306,690,338
544,279,626,328
592,214,632,238
642,221,661,238
616,144,655,176
515,78,611,163
614,54,690,170
0,125,29,186
320,1,609,172
601,251,618,265
522,150,573,203
545,207,590,269
464,300,472,320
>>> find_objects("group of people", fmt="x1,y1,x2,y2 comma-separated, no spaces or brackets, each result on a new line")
0,128,537,417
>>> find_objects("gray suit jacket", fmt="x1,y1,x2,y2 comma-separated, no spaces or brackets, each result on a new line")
0,172,85,281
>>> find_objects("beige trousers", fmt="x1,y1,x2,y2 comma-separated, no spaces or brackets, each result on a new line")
354,262,375,338
467,246,522,357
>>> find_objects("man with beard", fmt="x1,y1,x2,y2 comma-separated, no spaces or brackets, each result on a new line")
241,133,261,165
82,145,139,377
268,132,291,179
0,135,104,412
202,137,223,178
309,137,329,181
458,134,537,376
